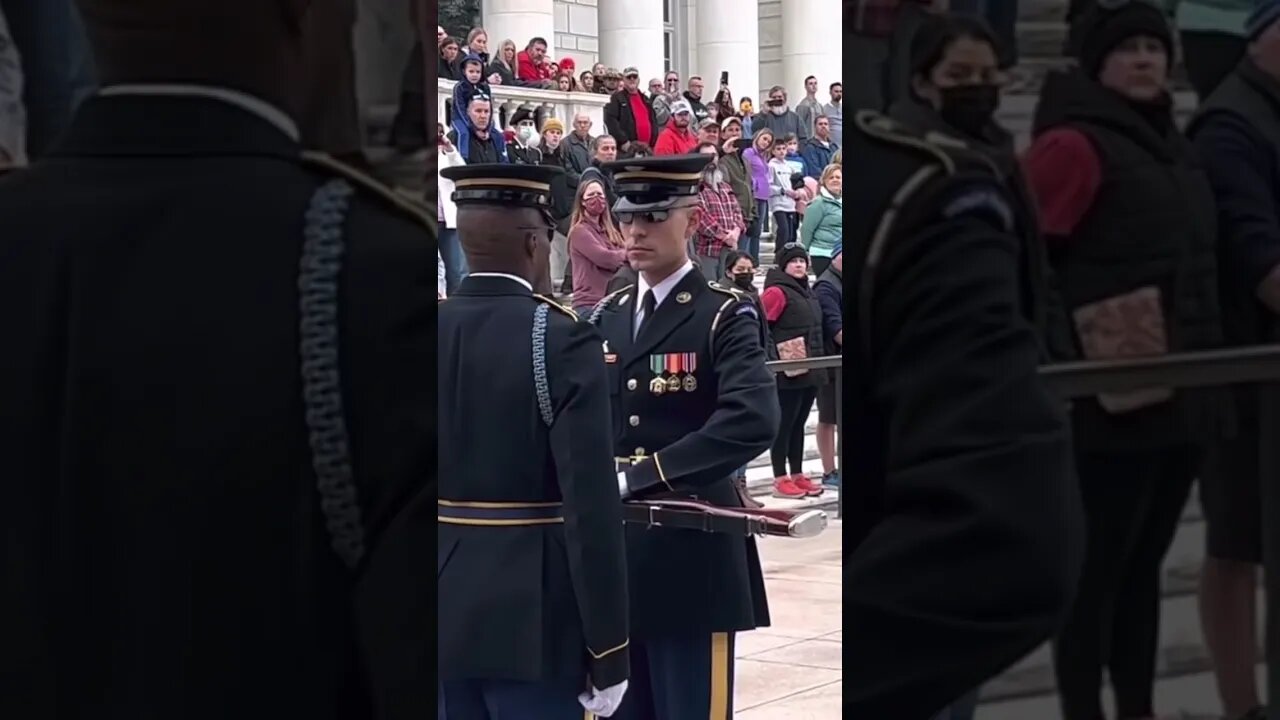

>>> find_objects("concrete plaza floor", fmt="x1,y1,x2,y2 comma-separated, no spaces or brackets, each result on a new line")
733,520,842,718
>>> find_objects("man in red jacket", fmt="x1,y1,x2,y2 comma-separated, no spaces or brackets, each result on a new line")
516,37,551,83
654,99,698,155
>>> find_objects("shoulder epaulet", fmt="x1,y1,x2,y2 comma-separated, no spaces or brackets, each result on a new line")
598,284,635,308
301,151,436,234
707,281,745,299
854,110,997,177
532,293,578,320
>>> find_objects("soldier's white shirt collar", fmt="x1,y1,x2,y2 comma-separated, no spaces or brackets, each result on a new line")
635,259,695,313
98,84,301,143
468,272,533,292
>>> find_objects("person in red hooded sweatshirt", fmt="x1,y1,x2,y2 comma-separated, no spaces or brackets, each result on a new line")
653,99,699,155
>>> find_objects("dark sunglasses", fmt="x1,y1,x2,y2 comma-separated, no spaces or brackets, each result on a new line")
615,202,697,225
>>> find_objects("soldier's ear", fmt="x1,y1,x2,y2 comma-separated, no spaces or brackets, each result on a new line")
684,206,703,240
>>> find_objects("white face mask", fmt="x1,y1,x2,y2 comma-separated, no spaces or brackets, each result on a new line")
518,125,537,143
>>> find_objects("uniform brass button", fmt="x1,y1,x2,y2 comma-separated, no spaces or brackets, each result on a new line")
627,378,637,391
634,447,646,456
628,415,640,427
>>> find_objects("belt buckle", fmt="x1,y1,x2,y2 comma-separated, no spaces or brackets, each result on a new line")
648,503,660,528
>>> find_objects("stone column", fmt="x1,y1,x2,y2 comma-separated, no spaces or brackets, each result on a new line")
780,0,840,104
695,0,760,115
483,0,556,62
598,1,665,85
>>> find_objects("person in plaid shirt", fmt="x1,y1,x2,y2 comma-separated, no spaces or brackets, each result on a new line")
693,142,746,282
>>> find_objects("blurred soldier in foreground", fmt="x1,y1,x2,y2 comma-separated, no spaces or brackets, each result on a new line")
437,163,630,719
0,1,434,717
846,109,1083,719
590,153,780,720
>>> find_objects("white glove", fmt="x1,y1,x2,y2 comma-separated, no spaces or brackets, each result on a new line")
578,680,628,717
617,471,632,500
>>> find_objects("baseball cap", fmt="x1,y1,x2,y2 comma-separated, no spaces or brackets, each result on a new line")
698,118,719,130
670,99,693,116
623,66,640,78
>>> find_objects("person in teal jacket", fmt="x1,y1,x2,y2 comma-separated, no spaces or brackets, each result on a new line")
800,163,842,276
1167,0,1251,96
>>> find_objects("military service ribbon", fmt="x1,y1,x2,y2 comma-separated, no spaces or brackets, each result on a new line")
650,354,667,395
665,353,681,393
683,352,698,392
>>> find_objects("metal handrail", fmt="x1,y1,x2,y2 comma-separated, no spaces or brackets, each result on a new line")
1039,344,1280,398
757,345,1280,520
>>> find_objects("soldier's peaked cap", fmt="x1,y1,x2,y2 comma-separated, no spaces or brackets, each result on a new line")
601,154,712,214
441,163,564,211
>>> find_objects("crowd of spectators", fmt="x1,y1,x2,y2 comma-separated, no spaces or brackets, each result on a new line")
436,23,845,499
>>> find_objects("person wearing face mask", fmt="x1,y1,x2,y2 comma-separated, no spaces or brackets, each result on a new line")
568,169,629,314
1022,3,1231,719
693,142,747,282
738,97,755,137
894,13,1072,363
720,249,773,508
507,106,544,166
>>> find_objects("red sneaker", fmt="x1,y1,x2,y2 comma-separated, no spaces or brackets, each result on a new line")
771,477,806,499
792,474,824,496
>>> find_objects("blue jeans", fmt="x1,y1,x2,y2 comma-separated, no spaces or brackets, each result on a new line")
438,227,469,294
0,0,96,157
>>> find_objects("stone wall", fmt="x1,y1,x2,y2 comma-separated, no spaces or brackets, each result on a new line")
554,0,601,72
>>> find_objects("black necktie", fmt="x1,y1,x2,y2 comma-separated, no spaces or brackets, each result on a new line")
636,290,656,340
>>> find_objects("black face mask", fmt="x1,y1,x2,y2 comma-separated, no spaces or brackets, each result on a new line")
937,84,999,137
732,273,755,290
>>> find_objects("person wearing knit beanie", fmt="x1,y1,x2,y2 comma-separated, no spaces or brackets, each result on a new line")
775,241,809,271
540,117,565,135
1072,0,1174,78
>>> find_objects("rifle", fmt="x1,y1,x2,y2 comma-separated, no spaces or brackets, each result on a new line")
623,498,828,539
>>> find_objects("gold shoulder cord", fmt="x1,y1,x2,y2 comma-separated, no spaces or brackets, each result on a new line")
300,151,436,235
532,293,579,321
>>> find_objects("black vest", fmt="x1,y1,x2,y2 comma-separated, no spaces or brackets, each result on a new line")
764,269,826,389
1189,58,1280,348
1035,70,1226,450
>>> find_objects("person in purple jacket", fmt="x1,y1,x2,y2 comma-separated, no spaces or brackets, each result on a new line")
741,127,774,263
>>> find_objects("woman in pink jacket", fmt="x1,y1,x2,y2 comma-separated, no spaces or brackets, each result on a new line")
568,168,628,314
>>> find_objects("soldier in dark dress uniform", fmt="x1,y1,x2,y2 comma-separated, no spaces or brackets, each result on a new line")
437,163,630,719
0,2,434,718
846,110,1084,719
587,154,780,720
